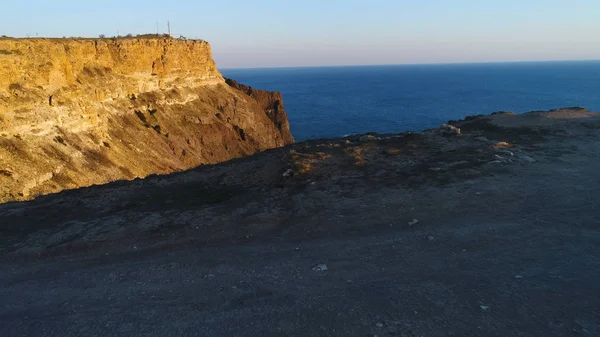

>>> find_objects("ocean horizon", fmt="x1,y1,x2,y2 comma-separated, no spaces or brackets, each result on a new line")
222,60,600,141
221,59,600,71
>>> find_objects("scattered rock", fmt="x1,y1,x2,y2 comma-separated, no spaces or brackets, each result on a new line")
438,124,461,136
492,141,511,149
448,161,470,168
375,323,384,328
514,275,524,279
499,150,515,156
519,155,536,163
312,264,328,272
408,219,419,226
282,169,294,177
427,235,435,241
475,136,490,142
359,135,379,142
480,305,490,311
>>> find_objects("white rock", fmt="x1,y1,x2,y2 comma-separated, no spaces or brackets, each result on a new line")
514,275,523,279
438,124,461,136
282,169,294,177
519,155,536,163
312,264,328,272
427,236,435,241
408,219,419,226
375,322,384,328
480,305,490,311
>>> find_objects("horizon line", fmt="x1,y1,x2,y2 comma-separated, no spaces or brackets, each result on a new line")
219,58,600,71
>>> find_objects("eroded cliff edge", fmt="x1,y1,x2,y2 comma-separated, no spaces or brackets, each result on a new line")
0,38,293,202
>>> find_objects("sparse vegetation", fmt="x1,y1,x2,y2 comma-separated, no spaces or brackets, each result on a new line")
99,34,106,38
135,33,171,39
134,110,149,127
53,136,66,145
84,149,114,168
8,83,23,92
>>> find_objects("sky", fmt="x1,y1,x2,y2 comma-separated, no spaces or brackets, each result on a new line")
2,0,599,68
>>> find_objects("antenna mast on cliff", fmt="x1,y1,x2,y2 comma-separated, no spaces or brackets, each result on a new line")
167,21,171,37
156,21,159,34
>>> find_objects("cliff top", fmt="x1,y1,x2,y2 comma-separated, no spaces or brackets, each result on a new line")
0,35,204,41
0,35,221,91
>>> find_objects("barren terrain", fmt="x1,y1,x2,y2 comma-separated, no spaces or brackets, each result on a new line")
1,108,599,336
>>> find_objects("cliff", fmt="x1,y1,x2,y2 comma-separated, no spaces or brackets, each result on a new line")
0,37,293,202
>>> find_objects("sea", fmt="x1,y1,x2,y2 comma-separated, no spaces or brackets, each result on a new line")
221,61,600,141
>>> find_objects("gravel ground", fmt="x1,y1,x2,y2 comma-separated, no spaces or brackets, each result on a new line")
1,109,599,336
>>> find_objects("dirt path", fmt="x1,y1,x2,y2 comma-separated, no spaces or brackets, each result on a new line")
1,109,599,336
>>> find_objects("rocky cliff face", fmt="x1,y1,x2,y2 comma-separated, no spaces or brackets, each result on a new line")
0,37,293,202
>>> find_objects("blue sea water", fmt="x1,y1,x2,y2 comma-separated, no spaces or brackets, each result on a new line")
221,61,600,141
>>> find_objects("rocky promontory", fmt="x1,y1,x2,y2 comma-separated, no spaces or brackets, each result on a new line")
0,37,293,202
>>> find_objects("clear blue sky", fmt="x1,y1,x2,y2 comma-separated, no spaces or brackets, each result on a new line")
2,0,599,68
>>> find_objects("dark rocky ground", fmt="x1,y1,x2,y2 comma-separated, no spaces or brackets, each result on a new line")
1,108,599,336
